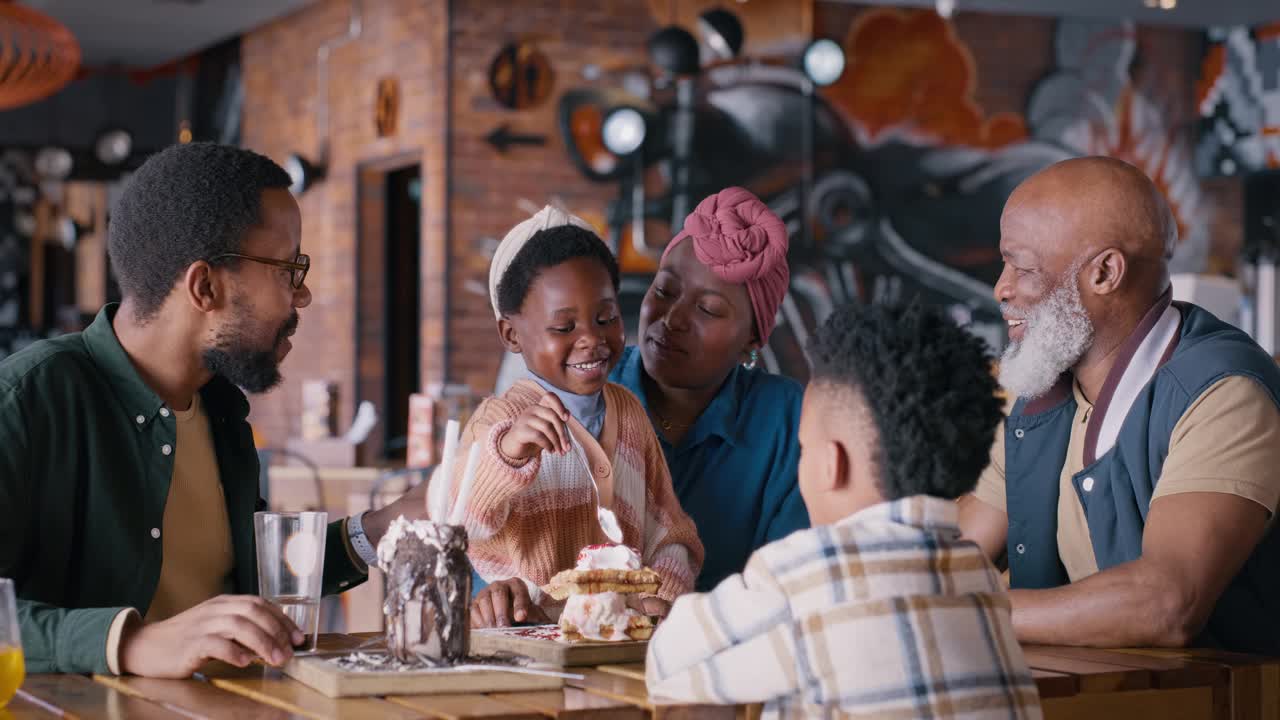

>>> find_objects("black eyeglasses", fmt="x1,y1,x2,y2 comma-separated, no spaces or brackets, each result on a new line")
211,252,310,289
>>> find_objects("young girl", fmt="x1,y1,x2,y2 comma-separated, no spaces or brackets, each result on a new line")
442,206,703,625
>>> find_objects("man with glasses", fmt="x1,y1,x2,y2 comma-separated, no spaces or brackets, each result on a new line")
0,143,429,676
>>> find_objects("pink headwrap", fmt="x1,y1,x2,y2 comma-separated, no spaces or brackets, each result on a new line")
662,187,790,344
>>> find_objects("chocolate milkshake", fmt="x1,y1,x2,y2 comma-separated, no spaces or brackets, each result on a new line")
377,517,472,663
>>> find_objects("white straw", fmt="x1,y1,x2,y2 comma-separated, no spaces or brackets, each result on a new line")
15,689,65,717
453,665,585,680
448,443,482,526
432,420,461,520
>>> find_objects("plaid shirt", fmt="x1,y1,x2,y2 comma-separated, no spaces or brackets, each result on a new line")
646,495,1042,719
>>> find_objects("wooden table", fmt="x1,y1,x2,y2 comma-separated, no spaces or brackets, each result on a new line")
10,635,1279,719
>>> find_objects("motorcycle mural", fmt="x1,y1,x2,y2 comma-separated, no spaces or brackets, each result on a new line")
552,9,1205,383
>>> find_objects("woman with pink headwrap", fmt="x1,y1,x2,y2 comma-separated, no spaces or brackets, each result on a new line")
609,187,809,591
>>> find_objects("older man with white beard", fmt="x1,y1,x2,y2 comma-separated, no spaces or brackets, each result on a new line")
959,156,1280,654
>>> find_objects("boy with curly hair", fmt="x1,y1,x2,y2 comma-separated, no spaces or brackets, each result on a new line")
646,302,1042,719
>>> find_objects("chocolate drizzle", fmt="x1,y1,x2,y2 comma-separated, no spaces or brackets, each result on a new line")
330,649,531,672
379,518,472,663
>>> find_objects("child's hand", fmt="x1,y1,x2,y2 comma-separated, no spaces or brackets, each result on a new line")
470,578,551,628
499,393,571,460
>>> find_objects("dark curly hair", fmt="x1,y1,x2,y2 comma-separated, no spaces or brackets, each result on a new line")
808,301,1003,500
107,142,291,321
496,224,620,316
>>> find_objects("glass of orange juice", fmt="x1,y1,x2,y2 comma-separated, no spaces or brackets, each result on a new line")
0,578,21,708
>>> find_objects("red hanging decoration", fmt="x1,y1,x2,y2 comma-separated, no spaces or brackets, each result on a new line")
0,1,80,110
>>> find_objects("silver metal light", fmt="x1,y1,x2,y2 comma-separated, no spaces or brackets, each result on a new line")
94,129,132,166
698,8,744,62
284,152,325,196
803,38,846,87
601,107,647,156
34,146,72,180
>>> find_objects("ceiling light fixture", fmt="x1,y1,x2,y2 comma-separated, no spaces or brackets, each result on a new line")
0,4,80,110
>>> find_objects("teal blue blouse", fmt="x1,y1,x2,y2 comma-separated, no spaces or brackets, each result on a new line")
610,346,810,590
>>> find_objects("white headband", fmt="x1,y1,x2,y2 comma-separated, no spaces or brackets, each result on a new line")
489,205,595,319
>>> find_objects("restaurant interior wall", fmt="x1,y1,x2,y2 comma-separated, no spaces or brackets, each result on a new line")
0,36,246,360
240,0,449,457
239,0,1247,458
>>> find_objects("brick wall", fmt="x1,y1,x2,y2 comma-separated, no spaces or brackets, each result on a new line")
446,0,658,393
240,0,1242,448
240,0,449,448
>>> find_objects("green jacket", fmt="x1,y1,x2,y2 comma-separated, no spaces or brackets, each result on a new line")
0,305,367,674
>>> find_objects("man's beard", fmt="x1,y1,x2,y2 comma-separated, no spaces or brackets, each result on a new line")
202,308,298,394
998,274,1094,400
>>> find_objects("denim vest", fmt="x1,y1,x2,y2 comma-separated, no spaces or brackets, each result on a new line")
1005,302,1280,654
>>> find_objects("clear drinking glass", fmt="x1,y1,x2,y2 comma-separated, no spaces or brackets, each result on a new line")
254,511,327,651
0,578,24,708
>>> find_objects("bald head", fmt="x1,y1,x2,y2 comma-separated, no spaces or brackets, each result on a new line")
1004,156,1175,273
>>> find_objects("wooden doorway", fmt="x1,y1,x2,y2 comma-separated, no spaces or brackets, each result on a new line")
356,153,422,464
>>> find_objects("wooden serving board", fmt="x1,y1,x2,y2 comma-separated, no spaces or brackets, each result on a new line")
471,625,649,667
281,652,566,698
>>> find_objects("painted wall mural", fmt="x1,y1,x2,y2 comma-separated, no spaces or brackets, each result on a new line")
1025,19,1207,272
520,7,1209,384
826,10,1028,150
1197,23,1280,175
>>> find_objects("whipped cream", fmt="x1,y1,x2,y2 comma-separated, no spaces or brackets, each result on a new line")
560,591,639,642
575,544,641,571
376,515,457,572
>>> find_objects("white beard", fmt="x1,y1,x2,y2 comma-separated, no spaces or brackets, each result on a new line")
999,277,1094,400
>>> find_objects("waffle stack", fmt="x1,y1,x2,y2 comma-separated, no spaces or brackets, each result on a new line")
543,548,659,642
543,567,660,599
